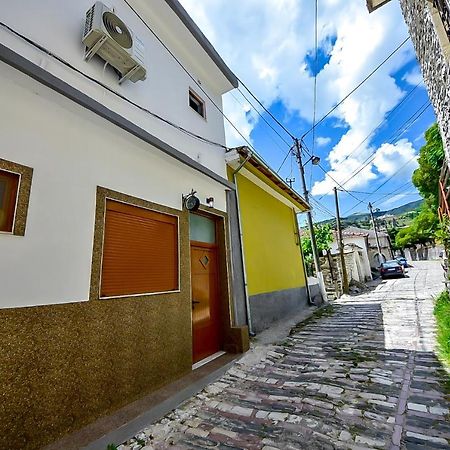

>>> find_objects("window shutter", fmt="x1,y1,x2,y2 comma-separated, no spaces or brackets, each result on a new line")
101,200,178,297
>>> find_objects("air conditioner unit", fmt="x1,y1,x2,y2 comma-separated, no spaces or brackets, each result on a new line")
82,2,146,83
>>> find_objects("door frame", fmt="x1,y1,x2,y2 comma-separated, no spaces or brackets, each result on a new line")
188,207,234,365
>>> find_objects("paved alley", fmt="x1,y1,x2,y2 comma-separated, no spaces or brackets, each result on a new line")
123,261,449,450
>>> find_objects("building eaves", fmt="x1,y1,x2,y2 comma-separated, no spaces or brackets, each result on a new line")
366,0,392,13
0,43,235,191
231,146,310,211
163,0,239,88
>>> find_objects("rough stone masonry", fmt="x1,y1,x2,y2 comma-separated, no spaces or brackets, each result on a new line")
399,0,450,161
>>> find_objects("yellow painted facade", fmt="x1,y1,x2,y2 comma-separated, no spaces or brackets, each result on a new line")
234,171,306,296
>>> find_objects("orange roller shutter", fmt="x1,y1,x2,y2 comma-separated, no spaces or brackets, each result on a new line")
101,200,179,297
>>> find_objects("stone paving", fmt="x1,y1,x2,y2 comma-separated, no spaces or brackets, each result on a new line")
120,261,449,450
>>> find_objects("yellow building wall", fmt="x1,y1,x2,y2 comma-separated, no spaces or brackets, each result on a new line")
235,172,306,296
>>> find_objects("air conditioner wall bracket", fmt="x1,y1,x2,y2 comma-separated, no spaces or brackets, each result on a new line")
118,64,140,84
84,35,108,61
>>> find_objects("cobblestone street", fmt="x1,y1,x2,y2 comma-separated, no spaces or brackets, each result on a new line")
123,261,449,450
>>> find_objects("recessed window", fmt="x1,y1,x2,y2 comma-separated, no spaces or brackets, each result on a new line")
100,199,179,298
189,89,206,118
0,169,20,233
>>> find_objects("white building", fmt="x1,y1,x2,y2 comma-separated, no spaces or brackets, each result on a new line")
0,1,249,448
330,228,373,281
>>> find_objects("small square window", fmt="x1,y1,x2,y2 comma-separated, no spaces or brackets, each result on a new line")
189,89,206,118
0,169,20,233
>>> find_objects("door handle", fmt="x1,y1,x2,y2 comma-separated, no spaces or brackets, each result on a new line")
192,300,200,309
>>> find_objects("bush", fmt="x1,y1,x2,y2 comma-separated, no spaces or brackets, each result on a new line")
434,290,450,367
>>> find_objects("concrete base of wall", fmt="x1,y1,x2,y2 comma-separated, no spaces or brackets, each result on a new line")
249,286,309,334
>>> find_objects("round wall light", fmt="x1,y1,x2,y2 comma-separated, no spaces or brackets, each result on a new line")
183,190,200,211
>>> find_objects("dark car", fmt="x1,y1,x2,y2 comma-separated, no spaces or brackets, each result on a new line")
380,260,405,279
396,256,408,268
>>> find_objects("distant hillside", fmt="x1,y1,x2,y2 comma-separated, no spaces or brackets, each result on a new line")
386,200,423,216
317,199,423,228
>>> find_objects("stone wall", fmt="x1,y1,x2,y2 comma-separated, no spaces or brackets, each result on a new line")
320,253,343,300
399,0,450,161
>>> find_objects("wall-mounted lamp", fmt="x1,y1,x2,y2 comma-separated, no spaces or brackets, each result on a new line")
206,197,214,208
182,189,200,212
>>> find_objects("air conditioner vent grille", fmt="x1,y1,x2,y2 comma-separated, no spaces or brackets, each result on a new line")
102,11,133,49
84,5,95,37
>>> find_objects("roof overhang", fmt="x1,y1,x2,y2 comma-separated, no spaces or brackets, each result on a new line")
226,146,310,212
366,0,392,13
127,0,238,94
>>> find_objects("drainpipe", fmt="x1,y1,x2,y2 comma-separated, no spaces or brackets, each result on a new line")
232,153,255,336
294,209,313,305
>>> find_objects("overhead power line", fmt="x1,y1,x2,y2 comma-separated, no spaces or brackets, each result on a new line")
300,141,364,203
0,20,229,150
343,154,418,216
229,91,290,157
301,36,411,139
122,0,276,165
321,80,423,177
236,87,292,148
236,78,296,141
334,101,430,191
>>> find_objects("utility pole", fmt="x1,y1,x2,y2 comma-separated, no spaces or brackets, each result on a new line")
368,202,384,265
334,187,349,294
294,138,327,302
286,177,296,189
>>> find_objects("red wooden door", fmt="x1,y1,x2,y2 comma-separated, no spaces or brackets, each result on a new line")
191,242,221,363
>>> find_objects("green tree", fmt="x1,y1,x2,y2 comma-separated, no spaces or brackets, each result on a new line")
301,224,333,275
396,123,445,249
412,123,445,208
395,202,440,248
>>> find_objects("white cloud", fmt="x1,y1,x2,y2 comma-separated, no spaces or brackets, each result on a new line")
316,136,332,147
179,0,417,185
403,67,423,86
372,139,418,177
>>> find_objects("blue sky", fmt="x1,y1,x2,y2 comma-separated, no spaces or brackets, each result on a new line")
180,0,435,221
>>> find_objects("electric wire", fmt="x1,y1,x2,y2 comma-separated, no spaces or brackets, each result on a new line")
0,20,228,150
315,100,431,203
229,91,290,157
318,79,423,184
301,36,411,139
343,154,418,216
310,197,336,218
301,141,364,203
236,87,292,148
236,78,296,141
122,0,270,161
312,0,319,159
335,101,430,191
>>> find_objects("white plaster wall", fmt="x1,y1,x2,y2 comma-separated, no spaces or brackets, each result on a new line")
0,62,228,309
331,235,372,280
0,0,229,177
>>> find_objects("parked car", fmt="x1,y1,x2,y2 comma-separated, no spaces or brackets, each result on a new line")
380,260,405,279
396,256,408,268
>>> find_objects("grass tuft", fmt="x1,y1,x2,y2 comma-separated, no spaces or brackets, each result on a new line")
434,290,450,368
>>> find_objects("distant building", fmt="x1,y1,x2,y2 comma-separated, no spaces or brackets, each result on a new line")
332,226,393,269
330,228,372,279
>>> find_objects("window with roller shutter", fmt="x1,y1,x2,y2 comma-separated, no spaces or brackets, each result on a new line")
100,199,179,298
